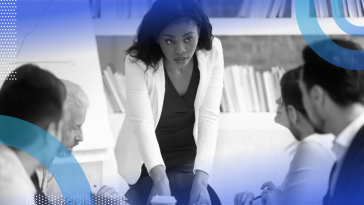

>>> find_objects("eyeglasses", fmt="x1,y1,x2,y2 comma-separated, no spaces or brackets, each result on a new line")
277,97,284,106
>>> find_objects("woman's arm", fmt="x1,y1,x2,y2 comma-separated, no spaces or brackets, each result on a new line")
148,165,171,204
194,38,224,175
189,38,224,205
125,57,171,203
124,56,165,173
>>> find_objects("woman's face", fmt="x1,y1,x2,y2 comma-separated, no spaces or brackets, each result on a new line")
274,97,290,128
156,20,199,69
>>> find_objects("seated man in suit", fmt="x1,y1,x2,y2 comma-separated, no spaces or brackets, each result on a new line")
298,39,364,205
235,67,335,205
0,64,66,205
31,79,119,201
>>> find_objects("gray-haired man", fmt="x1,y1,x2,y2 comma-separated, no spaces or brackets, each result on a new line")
32,80,119,201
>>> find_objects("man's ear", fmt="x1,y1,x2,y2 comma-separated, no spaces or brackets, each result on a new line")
310,85,325,108
287,105,298,124
47,120,63,142
47,122,57,138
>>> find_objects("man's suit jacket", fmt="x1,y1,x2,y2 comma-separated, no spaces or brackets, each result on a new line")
324,125,364,205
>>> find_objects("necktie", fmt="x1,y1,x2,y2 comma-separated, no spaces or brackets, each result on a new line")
30,173,43,196
41,168,50,196
31,173,49,205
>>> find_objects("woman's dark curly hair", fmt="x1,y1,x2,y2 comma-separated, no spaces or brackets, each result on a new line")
126,0,214,72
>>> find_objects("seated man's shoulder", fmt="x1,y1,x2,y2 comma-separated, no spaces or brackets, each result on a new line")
0,145,36,203
291,135,335,170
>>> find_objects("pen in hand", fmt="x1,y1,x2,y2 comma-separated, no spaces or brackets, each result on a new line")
252,186,269,202
253,195,261,201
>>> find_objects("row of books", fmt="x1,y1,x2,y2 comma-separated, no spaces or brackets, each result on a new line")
103,64,285,114
237,0,291,18
314,0,364,17
221,65,285,113
102,65,127,113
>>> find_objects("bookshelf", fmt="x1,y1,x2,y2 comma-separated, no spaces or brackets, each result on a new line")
94,18,301,35
93,0,364,201
94,17,364,35
93,0,364,36
309,0,364,18
93,0,364,158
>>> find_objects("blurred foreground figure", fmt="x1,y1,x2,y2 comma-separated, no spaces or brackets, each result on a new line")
299,39,364,205
0,64,66,205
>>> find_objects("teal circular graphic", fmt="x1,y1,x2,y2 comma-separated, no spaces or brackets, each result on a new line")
0,115,95,205
295,0,364,70
331,0,364,37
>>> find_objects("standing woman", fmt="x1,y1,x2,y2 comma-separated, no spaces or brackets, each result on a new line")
115,0,224,204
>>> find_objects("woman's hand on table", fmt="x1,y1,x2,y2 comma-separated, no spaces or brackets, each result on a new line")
234,191,255,205
189,170,211,205
260,181,280,205
147,165,171,205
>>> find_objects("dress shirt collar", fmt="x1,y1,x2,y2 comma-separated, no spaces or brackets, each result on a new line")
335,111,364,149
303,133,334,143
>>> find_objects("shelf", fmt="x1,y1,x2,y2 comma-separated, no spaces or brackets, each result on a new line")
92,0,364,36
93,17,364,36
317,17,364,35
94,18,300,36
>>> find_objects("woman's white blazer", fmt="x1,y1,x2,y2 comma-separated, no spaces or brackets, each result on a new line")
115,37,224,185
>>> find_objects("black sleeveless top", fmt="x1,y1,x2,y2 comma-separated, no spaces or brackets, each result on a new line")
138,56,200,181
